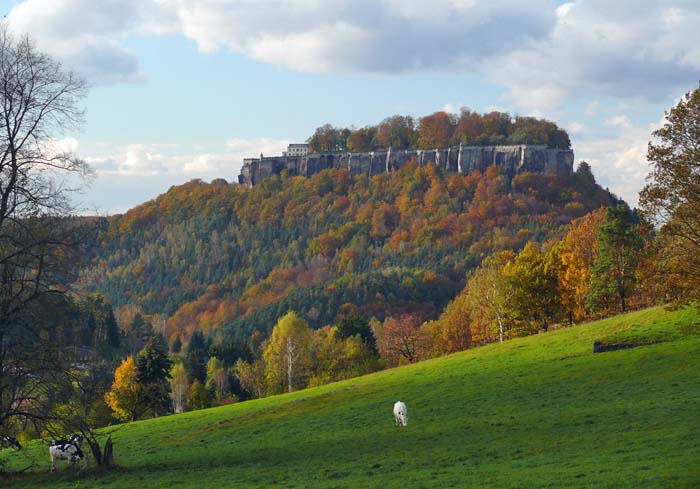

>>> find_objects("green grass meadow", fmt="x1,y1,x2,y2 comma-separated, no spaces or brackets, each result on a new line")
3,306,700,488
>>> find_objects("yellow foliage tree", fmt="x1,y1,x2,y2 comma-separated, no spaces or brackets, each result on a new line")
432,293,473,354
463,251,515,344
104,356,145,422
263,311,312,393
558,208,606,323
309,326,378,387
504,242,562,332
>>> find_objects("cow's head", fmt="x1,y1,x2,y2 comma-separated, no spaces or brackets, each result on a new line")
2,435,21,450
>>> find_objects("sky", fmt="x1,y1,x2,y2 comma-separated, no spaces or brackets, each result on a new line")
1,0,699,214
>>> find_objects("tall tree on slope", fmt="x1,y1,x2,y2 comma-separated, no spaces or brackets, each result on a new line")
640,83,700,303
264,312,312,393
136,336,173,418
587,205,644,313
0,26,90,431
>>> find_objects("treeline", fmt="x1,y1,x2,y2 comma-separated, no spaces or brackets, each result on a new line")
92,309,379,419
80,159,617,347
306,109,571,153
231,204,652,399
47,202,657,421
24,292,121,361
384,204,652,363
172,312,379,411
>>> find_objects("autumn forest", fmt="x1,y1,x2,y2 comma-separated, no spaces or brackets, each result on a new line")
71,132,637,411
4,91,700,441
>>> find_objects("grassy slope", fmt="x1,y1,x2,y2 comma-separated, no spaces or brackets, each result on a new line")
3,306,700,488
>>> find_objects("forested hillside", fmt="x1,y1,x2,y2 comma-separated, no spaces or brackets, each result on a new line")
79,161,618,346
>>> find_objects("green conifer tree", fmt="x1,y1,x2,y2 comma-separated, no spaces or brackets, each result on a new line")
136,336,173,417
587,205,644,313
185,331,209,382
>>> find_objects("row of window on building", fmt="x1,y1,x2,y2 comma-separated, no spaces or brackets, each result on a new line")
282,143,309,157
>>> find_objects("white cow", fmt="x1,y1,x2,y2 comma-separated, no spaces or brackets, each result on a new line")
49,435,86,472
393,401,408,427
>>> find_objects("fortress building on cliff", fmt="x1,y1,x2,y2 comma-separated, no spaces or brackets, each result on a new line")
238,143,574,187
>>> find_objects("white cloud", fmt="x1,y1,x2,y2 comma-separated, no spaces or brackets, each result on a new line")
6,0,177,84
567,122,587,135
604,115,632,129
83,137,289,179
75,136,289,213
572,119,663,205
442,103,460,115
7,0,555,81
8,0,699,109
556,2,575,18
173,0,556,74
489,1,700,111
44,137,81,156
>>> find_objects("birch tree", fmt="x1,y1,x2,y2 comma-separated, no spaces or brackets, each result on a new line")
470,251,515,343
263,312,312,393
205,356,229,400
170,363,188,414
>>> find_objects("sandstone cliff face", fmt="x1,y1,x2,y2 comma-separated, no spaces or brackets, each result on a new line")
238,144,574,186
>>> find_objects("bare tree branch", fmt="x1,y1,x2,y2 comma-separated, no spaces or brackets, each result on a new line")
0,24,90,434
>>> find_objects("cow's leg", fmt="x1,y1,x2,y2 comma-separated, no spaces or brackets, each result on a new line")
50,454,57,472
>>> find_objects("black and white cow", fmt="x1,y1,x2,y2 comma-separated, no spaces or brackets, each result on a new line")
49,434,86,471
1,435,21,450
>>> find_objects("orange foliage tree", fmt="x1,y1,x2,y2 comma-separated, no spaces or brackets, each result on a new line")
423,292,472,356
377,314,429,366
418,111,455,149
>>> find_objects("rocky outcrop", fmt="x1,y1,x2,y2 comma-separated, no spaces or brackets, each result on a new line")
238,144,574,186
